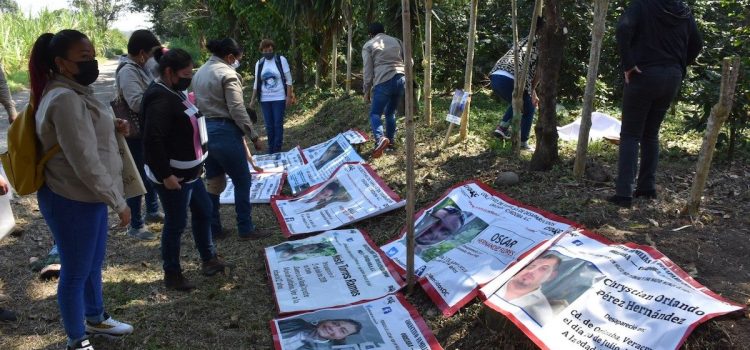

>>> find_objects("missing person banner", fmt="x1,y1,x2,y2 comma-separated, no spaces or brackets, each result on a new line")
265,229,405,314
272,163,404,237
480,230,744,350
271,294,443,350
219,172,285,204
288,134,365,195
342,129,370,145
445,89,470,125
380,180,575,316
252,147,306,173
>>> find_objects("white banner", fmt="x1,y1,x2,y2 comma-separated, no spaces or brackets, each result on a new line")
380,180,574,316
252,147,306,173
271,294,443,350
265,229,404,314
220,172,285,204
288,134,365,195
480,230,744,350
273,163,404,237
342,129,370,145
445,89,470,125
0,166,14,240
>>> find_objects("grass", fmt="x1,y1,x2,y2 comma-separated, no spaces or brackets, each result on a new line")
0,9,127,92
0,84,748,349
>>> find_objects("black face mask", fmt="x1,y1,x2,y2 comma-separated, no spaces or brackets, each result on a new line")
72,59,99,86
263,52,275,60
174,77,192,91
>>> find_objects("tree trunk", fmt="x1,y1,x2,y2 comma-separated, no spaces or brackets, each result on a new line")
423,0,433,125
331,28,338,92
573,0,610,179
510,0,542,157
345,5,353,96
684,57,741,217
401,0,417,293
529,0,566,171
458,0,479,141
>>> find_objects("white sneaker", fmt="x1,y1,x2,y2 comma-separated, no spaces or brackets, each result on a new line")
521,141,535,151
85,313,134,338
67,338,95,350
127,226,157,241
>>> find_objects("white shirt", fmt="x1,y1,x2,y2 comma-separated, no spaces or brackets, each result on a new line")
253,56,292,102
499,283,555,327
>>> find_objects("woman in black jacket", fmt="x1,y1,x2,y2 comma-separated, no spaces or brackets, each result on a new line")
142,48,231,291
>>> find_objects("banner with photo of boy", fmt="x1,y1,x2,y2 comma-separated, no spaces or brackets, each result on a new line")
480,230,744,350
380,180,575,316
271,294,443,350
288,134,365,195
272,163,405,237
252,146,307,173
265,229,405,314
219,172,286,204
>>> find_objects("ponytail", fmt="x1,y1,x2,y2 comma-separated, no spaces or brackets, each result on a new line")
27,29,89,107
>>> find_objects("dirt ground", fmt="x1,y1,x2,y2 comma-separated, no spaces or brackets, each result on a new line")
0,64,748,349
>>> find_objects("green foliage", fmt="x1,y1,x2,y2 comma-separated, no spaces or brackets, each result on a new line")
0,9,127,90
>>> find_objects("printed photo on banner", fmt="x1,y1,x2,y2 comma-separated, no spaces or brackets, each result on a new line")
314,142,345,170
497,251,603,327
288,135,365,195
290,179,353,214
274,239,338,262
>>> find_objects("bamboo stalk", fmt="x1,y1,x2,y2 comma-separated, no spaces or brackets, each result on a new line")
401,0,417,294
573,0,610,179
458,0,479,140
424,0,433,125
510,0,542,157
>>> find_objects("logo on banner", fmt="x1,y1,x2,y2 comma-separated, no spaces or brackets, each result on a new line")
382,307,392,314
572,240,584,246
387,247,398,257
416,266,426,276
346,237,354,242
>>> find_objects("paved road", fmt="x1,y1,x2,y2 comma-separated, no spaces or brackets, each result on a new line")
0,59,120,151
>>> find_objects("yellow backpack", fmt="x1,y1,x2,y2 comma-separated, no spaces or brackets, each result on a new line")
0,99,61,195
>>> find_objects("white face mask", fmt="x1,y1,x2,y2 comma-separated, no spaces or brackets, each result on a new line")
231,59,241,70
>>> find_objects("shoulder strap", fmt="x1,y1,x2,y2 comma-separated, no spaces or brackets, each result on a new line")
275,55,288,94
114,62,140,100
256,58,265,96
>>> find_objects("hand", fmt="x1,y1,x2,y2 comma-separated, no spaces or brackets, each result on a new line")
252,138,265,152
286,95,296,107
252,165,264,173
248,99,257,110
115,118,130,136
117,207,131,228
531,92,539,107
163,175,183,190
624,66,642,84
364,93,371,104
0,178,9,196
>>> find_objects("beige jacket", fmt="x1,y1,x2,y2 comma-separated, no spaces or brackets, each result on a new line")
35,75,126,212
192,56,259,140
115,55,153,114
362,33,405,94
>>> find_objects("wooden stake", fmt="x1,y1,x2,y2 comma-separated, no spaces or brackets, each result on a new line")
458,0,479,140
510,0,542,157
684,57,741,217
573,0,609,179
424,0,433,125
331,27,338,92
401,0,417,294
345,2,353,95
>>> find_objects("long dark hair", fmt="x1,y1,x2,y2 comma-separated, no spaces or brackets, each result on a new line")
206,38,242,58
28,29,88,107
153,48,193,76
127,29,161,56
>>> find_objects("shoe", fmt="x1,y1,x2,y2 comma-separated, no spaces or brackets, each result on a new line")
371,137,390,159
520,141,534,151
493,125,511,139
201,256,234,276
212,229,228,240
39,263,61,280
0,308,17,323
85,312,133,338
385,144,397,154
164,271,195,291
67,337,94,350
633,189,657,199
127,227,157,241
238,229,272,241
145,211,164,224
30,252,61,272
607,195,632,208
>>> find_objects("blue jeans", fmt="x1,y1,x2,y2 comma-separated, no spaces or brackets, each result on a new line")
616,66,682,197
260,100,286,154
369,74,405,142
490,74,535,142
37,185,108,344
125,137,159,229
152,179,216,273
204,119,255,236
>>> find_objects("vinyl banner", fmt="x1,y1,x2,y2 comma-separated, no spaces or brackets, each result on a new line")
0,165,15,240
265,229,405,314
252,147,306,173
380,181,575,316
342,129,370,145
220,172,285,204
272,163,404,237
271,294,443,350
480,230,744,350
288,134,365,195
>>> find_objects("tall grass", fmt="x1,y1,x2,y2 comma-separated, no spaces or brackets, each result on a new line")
0,9,127,91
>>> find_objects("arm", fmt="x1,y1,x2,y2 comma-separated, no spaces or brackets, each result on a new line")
243,137,263,172
249,61,259,108
283,57,295,106
362,43,374,98
615,0,642,72
118,65,149,113
142,93,175,184
48,91,127,212
686,16,703,65
223,74,264,151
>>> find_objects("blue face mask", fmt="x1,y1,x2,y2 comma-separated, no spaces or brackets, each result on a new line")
263,52,275,60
